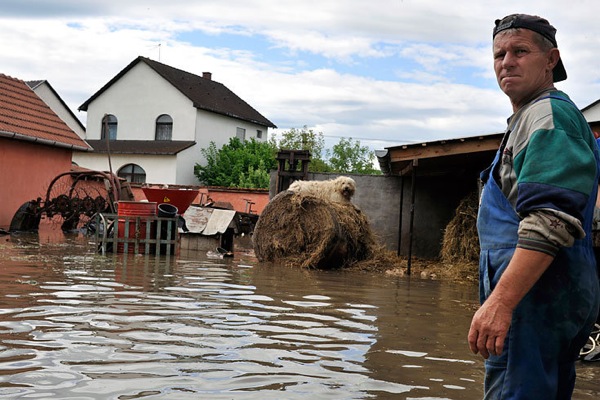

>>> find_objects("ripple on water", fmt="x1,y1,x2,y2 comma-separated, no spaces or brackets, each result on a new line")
0,236,538,399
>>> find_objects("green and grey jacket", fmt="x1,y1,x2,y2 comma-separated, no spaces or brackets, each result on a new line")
495,89,598,256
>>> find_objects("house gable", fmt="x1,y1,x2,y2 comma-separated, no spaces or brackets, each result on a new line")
81,62,197,142
79,56,276,129
26,80,86,139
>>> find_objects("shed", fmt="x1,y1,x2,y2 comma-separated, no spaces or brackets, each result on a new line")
376,133,502,259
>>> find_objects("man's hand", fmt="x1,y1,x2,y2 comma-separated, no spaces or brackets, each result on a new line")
468,297,513,358
467,247,554,359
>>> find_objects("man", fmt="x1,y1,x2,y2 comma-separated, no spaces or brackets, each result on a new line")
468,14,600,399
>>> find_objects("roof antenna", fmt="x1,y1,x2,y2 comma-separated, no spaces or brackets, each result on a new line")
147,43,162,61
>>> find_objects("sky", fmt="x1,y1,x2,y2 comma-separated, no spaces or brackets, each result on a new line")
2,0,600,153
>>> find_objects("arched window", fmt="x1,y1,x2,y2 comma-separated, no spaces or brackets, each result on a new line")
101,114,118,140
118,164,146,184
236,127,246,141
155,114,173,140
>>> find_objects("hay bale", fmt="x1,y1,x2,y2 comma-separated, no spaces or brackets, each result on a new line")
253,191,376,269
440,191,480,263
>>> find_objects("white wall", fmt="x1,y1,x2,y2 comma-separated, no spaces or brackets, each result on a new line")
32,82,86,139
173,110,269,185
77,60,271,186
583,103,600,122
85,62,197,141
72,152,178,184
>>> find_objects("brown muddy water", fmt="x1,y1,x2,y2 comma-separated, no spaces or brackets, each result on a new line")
0,232,598,399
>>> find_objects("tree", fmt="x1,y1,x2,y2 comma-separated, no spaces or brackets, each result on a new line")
194,127,381,189
194,137,278,188
328,137,381,174
275,126,331,172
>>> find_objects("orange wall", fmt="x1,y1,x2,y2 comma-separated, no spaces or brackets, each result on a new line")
0,138,73,230
0,136,270,231
200,187,270,214
131,186,270,215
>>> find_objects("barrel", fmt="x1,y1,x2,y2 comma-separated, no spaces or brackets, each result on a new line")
158,203,178,218
157,203,178,254
116,201,157,253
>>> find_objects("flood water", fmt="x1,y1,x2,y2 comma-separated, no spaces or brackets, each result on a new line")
0,233,598,399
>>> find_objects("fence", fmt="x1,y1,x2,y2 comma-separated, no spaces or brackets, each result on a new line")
94,213,179,256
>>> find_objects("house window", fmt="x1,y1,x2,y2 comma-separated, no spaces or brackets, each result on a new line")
118,163,146,184
101,114,118,140
155,114,173,140
256,130,263,139
236,127,246,141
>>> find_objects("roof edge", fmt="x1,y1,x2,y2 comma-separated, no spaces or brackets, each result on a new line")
83,139,196,155
192,102,277,128
78,56,145,111
383,132,503,151
0,130,91,152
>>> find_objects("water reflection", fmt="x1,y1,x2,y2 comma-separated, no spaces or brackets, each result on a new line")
0,234,598,399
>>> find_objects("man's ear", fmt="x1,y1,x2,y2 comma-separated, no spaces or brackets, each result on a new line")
548,48,561,70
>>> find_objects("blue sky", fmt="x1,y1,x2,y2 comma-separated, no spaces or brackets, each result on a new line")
2,0,600,153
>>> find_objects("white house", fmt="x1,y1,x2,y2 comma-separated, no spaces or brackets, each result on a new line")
26,80,86,139
72,56,276,185
582,99,600,136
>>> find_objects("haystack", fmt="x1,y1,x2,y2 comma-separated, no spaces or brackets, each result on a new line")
253,191,376,269
440,191,480,263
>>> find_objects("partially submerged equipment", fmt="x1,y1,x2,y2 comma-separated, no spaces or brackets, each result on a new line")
141,185,199,215
253,191,376,269
10,169,128,233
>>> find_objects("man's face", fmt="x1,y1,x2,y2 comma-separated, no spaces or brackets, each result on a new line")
493,29,557,110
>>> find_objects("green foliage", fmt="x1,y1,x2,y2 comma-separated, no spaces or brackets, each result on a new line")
329,137,381,175
276,126,324,156
194,126,382,189
194,137,278,188
274,126,332,172
237,160,272,188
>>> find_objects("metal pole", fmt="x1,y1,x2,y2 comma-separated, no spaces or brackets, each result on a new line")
397,175,404,256
407,160,418,275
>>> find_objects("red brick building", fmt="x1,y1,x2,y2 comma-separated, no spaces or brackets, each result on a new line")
0,73,90,230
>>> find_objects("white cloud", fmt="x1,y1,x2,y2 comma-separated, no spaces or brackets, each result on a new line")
1,0,599,152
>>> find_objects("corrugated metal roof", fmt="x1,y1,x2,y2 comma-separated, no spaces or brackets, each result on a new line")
0,73,90,150
79,56,277,129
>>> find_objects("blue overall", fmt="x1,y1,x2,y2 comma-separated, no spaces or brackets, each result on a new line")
477,133,600,399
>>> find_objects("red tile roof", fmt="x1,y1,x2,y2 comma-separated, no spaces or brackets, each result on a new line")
0,73,90,150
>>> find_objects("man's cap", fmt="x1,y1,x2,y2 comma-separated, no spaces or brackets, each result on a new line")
493,14,567,82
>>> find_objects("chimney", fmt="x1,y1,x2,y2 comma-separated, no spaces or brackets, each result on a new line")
202,72,212,80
